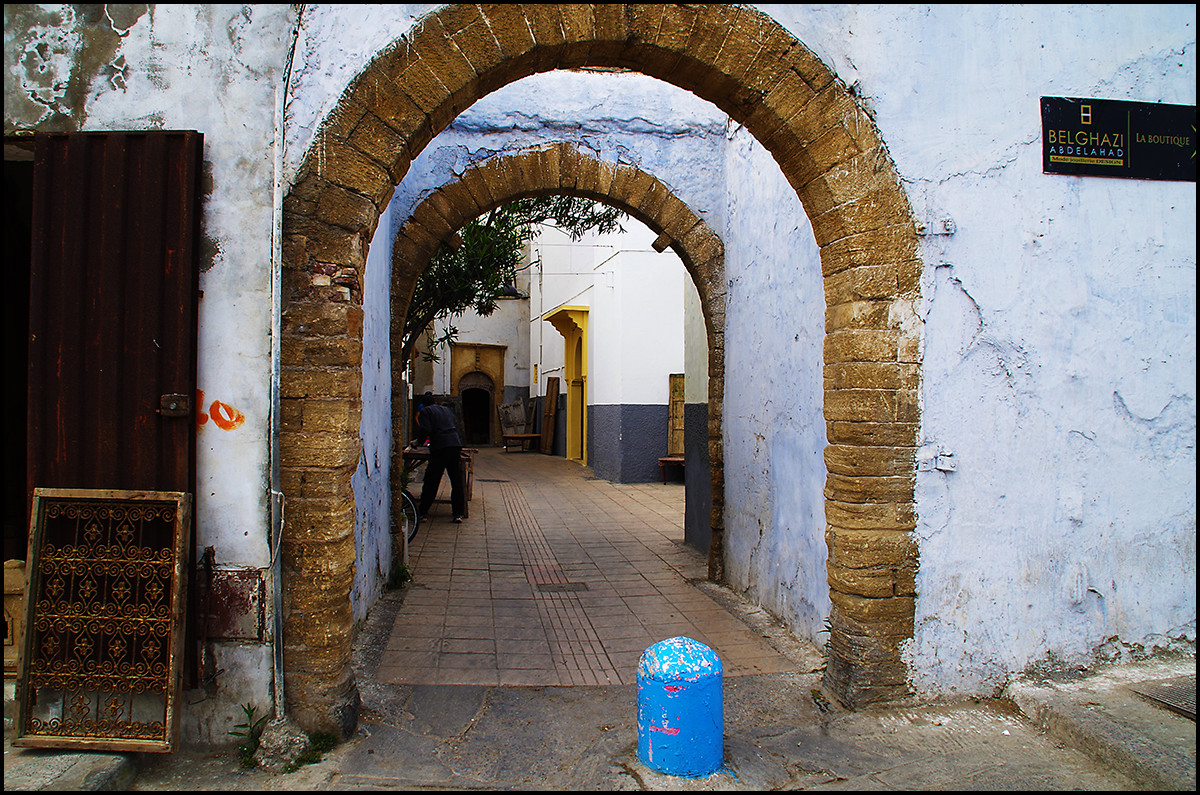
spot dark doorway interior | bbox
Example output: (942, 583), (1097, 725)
(461, 387), (492, 446)
(4, 152), (32, 562)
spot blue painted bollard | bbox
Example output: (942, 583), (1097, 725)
(636, 636), (723, 776)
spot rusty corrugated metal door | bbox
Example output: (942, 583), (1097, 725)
(27, 131), (202, 503)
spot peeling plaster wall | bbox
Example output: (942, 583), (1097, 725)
(765, 3), (1197, 692)
(4, 3), (299, 741)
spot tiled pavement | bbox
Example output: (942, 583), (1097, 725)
(378, 447), (800, 688)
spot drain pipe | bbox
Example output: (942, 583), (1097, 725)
(267, 4), (304, 722)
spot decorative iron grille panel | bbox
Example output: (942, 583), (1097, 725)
(16, 489), (191, 752)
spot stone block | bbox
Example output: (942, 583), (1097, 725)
(410, 195), (456, 244)
(436, 178), (484, 227)
(827, 617), (909, 664)
(825, 653), (909, 696)
(825, 300), (901, 332)
(280, 466), (354, 500)
(824, 328), (901, 363)
(819, 223), (920, 278)
(282, 302), (364, 338)
(459, 168), (497, 214)
(280, 368), (362, 402)
(823, 361), (902, 391)
(803, 146), (903, 218)
(826, 561), (897, 598)
(825, 498), (915, 531)
(825, 526), (917, 570)
(284, 497), (356, 545)
(679, 223), (724, 273)
(810, 186), (914, 247)
(449, 15), (505, 82)
(828, 591), (915, 635)
(395, 54), (452, 118)
(279, 427), (362, 468)
(301, 398), (362, 434)
(823, 388), (900, 424)
(748, 71), (818, 146)
(824, 472), (914, 504)
(347, 112), (407, 182)
(479, 4), (536, 60)
(557, 4), (597, 48)
(824, 443), (915, 478)
(316, 181), (379, 234)
(320, 140), (393, 210)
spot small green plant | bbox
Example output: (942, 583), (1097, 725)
(284, 731), (339, 773)
(388, 559), (413, 590)
(228, 702), (270, 769)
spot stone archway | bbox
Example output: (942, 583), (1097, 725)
(388, 144), (729, 598)
(281, 4), (922, 736)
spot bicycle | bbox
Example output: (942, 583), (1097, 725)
(399, 488), (421, 544)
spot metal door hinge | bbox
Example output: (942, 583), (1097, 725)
(159, 393), (191, 417)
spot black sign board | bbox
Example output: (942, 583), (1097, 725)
(1041, 97), (1196, 182)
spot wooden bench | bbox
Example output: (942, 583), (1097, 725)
(502, 433), (542, 452)
(658, 456), (685, 484)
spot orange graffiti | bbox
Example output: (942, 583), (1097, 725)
(196, 389), (245, 431)
(209, 400), (245, 431)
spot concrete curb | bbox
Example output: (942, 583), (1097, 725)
(1003, 658), (1196, 791)
(3, 737), (136, 792)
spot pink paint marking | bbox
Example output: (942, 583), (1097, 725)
(664, 685), (683, 692)
(649, 725), (680, 735)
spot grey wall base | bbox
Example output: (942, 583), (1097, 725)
(684, 402), (712, 553)
(587, 404), (668, 483)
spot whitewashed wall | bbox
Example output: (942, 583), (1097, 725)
(721, 123), (830, 640)
(532, 222), (688, 408)
(765, 3), (1198, 693)
(352, 206), (395, 621)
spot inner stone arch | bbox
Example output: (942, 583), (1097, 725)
(280, 4), (922, 736)
(387, 143), (727, 587)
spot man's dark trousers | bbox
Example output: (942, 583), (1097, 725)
(419, 445), (466, 518)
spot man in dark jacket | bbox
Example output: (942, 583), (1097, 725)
(415, 398), (466, 522)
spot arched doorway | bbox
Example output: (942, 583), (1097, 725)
(458, 371), (495, 446)
(282, 4), (922, 736)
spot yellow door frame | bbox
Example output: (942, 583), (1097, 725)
(544, 306), (588, 463)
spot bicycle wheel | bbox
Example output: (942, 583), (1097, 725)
(400, 490), (420, 543)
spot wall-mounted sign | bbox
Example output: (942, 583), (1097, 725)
(1041, 97), (1195, 182)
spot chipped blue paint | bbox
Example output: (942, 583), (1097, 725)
(636, 637), (724, 777)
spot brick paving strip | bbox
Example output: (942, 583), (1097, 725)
(502, 481), (623, 685)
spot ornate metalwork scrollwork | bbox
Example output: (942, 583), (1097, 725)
(16, 490), (191, 752)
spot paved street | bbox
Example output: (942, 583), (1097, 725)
(113, 448), (1190, 791)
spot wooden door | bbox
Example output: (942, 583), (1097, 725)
(16, 130), (203, 746)
(668, 373), (685, 456)
(540, 376), (559, 454)
(26, 131), (202, 507)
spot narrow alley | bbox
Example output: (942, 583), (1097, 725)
(384, 447), (810, 688)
